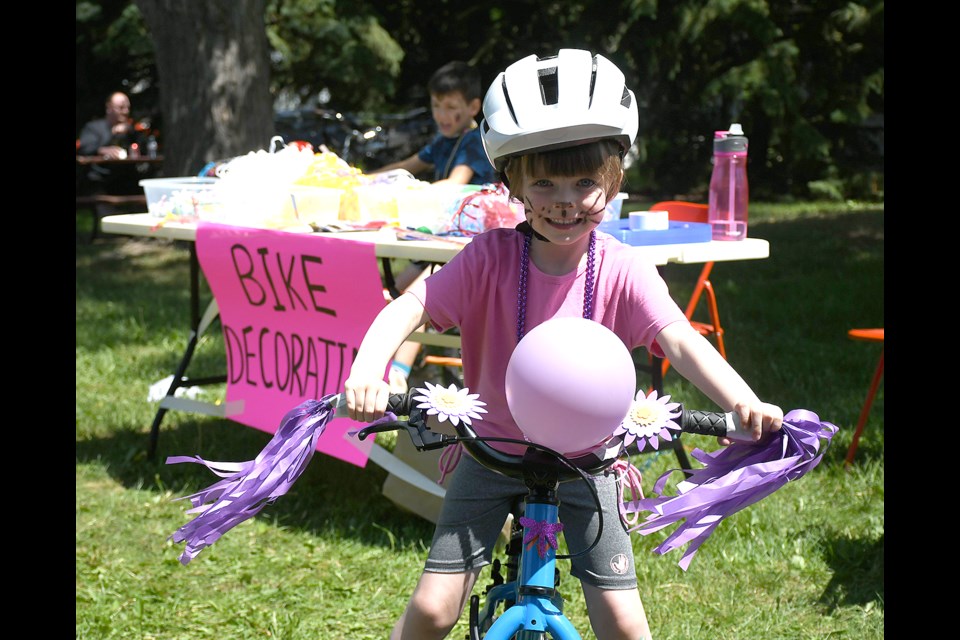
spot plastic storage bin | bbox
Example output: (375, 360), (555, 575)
(140, 177), (222, 218)
(287, 186), (343, 227)
(597, 218), (711, 246)
(343, 184), (400, 223)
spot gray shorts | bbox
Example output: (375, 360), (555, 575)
(424, 453), (638, 590)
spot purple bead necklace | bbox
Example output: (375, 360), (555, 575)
(517, 229), (597, 343)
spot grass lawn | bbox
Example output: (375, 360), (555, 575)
(77, 201), (883, 639)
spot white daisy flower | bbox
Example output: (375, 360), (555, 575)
(412, 382), (487, 426)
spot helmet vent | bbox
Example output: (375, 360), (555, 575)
(537, 67), (559, 105)
(501, 76), (519, 126)
(589, 61), (598, 108)
(620, 87), (632, 109)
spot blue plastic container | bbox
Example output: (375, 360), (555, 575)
(597, 219), (711, 246)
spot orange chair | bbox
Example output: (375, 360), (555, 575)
(844, 328), (884, 467)
(421, 353), (465, 389)
(650, 201), (727, 379)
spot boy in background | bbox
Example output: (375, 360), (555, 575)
(376, 60), (496, 186)
(375, 61), (498, 391)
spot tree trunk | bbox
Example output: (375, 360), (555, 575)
(134, 0), (273, 177)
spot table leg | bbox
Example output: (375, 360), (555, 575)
(381, 257), (402, 300)
(148, 328), (202, 460)
(147, 245), (225, 460)
(189, 241), (200, 327)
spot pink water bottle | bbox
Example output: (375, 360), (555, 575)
(708, 123), (748, 240)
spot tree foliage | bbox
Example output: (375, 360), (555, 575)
(76, 0), (159, 132)
(265, 0), (405, 112)
(75, 0), (883, 200)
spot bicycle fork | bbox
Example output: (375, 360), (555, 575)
(476, 496), (581, 640)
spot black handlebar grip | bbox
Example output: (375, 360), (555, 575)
(387, 391), (415, 416)
(354, 392), (417, 442)
(680, 409), (729, 437)
(680, 408), (755, 442)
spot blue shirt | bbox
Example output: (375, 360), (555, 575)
(418, 127), (497, 185)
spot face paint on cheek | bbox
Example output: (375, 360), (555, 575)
(586, 193), (606, 216)
(583, 202), (606, 225)
(578, 191), (606, 224)
(582, 205), (604, 217)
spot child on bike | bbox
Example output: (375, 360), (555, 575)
(345, 49), (783, 640)
(373, 60), (500, 393)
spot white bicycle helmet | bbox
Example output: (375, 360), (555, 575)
(480, 49), (639, 172)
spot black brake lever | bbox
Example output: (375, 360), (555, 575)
(356, 421), (406, 440)
(354, 403), (457, 452)
(403, 412), (457, 451)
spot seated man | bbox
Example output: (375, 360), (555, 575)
(77, 92), (151, 223)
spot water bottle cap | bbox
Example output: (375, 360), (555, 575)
(714, 138), (747, 153)
(713, 123), (747, 153)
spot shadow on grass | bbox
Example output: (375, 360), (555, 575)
(75, 414), (436, 548)
(76, 230), (233, 383)
(818, 532), (884, 610)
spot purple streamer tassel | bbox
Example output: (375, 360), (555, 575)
(166, 395), (340, 565)
(623, 409), (838, 571)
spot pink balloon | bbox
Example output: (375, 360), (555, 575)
(505, 317), (637, 455)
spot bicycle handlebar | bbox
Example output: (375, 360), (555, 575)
(336, 391), (750, 483)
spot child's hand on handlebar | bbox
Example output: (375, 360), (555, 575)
(718, 401), (783, 446)
(343, 376), (392, 423)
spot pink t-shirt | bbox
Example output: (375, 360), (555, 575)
(409, 228), (687, 454)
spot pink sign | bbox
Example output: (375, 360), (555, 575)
(195, 222), (387, 467)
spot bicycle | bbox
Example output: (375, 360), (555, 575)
(272, 106), (435, 170)
(351, 388), (751, 640)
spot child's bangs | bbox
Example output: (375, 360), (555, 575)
(505, 139), (625, 198)
(531, 141), (613, 176)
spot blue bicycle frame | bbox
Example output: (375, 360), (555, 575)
(477, 498), (581, 639)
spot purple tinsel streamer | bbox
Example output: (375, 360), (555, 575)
(622, 409), (838, 571)
(166, 395), (397, 565)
